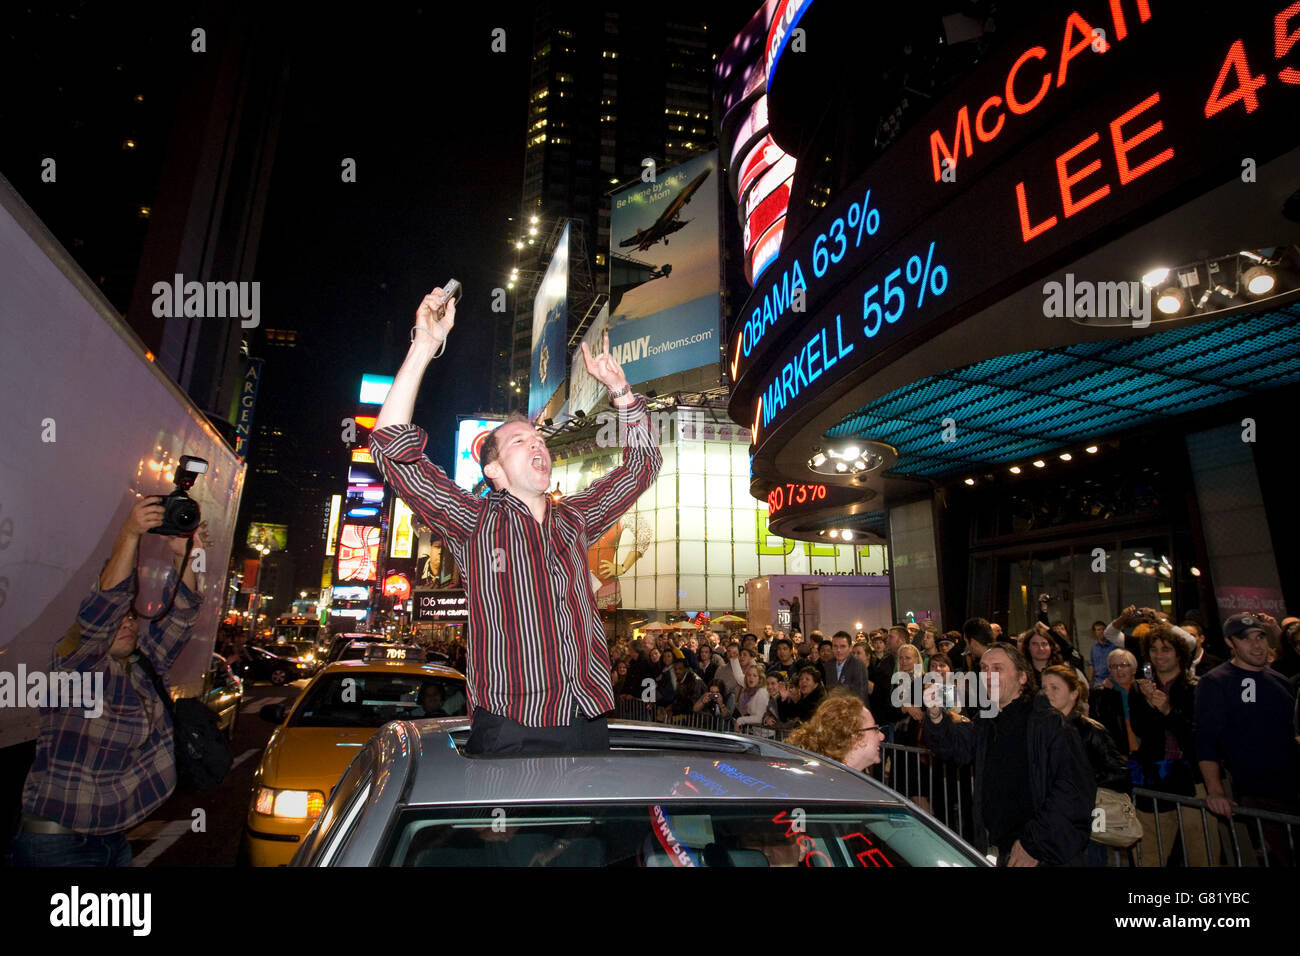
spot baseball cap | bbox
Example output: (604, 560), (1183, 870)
(937, 635), (955, 648)
(1224, 613), (1270, 640)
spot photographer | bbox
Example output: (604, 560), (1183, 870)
(692, 679), (731, 725)
(1102, 606), (1196, 673)
(8, 499), (207, 867)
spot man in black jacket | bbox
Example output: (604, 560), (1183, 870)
(922, 643), (1095, 865)
(822, 630), (870, 704)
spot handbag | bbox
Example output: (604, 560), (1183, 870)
(135, 653), (233, 793)
(1092, 786), (1143, 847)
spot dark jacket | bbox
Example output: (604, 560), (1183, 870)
(780, 685), (825, 724)
(822, 654), (870, 704)
(922, 693), (1096, 864)
(868, 654), (901, 724)
(1126, 674), (1200, 795)
(1069, 713), (1132, 793)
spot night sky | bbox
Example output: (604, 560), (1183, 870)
(255, 5), (534, 468)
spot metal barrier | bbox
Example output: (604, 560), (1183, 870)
(1132, 787), (1300, 867)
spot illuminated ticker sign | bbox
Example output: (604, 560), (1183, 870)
(766, 482), (827, 517)
(730, 0), (1300, 449)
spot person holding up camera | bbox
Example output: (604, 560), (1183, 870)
(8, 498), (208, 867)
(1101, 606), (1196, 676)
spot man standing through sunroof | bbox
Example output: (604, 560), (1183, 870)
(371, 286), (661, 754)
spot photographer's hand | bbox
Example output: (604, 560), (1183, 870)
(100, 497), (164, 589)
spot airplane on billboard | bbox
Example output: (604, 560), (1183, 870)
(618, 166), (712, 252)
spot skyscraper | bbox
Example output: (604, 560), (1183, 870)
(495, 4), (748, 414)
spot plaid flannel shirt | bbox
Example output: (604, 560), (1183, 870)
(22, 569), (201, 835)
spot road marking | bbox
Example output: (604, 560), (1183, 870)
(232, 747), (260, 769)
(131, 819), (190, 867)
(241, 695), (284, 714)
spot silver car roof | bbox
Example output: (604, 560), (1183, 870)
(297, 719), (989, 866)
(391, 718), (909, 806)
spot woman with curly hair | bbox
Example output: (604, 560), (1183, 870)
(786, 695), (885, 771)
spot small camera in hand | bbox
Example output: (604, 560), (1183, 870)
(149, 455), (208, 537)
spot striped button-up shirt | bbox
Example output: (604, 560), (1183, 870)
(23, 570), (200, 835)
(371, 396), (661, 727)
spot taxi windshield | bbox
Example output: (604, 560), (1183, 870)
(291, 674), (467, 727)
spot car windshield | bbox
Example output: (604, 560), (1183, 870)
(379, 804), (976, 867)
(290, 674), (466, 728)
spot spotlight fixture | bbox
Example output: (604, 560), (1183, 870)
(1140, 267), (1170, 287)
(1243, 265), (1276, 296)
(840, 530), (853, 542)
(1009, 465), (1022, 474)
(1190, 566), (1201, 577)
(1156, 286), (1187, 315)
(515, 241), (524, 250)
(807, 440), (895, 477)
(573, 409), (585, 419)
(1059, 453), (1072, 461)
(1129, 558), (1141, 568)
(543, 418), (553, 426)
(1085, 445), (1098, 454)
(530, 216), (539, 225)
(828, 529), (840, 539)
(964, 477), (975, 485)
(1032, 460), (1046, 468)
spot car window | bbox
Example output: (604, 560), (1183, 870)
(290, 674), (467, 727)
(379, 804), (977, 867)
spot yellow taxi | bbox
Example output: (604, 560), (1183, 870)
(241, 643), (466, 866)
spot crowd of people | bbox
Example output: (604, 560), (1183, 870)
(606, 606), (1300, 867)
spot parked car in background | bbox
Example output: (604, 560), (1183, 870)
(325, 632), (386, 663)
(199, 653), (243, 741)
(232, 644), (309, 686)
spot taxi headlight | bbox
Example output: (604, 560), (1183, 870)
(255, 787), (325, 819)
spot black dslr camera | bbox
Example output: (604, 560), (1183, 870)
(148, 455), (208, 537)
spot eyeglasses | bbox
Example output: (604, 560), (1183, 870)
(855, 724), (885, 738)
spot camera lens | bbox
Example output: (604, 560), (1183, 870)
(170, 496), (200, 532)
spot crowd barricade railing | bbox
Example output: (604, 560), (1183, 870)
(1131, 786), (1300, 868)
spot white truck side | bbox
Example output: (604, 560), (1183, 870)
(0, 173), (244, 749)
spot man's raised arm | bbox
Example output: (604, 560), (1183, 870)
(370, 289), (481, 548)
(376, 287), (456, 429)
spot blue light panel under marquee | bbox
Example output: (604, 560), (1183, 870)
(826, 306), (1300, 479)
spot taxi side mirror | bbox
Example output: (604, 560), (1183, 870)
(260, 702), (287, 724)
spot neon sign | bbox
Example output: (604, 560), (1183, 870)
(766, 482), (828, 517)
(731, 1), (1300, 449)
